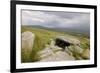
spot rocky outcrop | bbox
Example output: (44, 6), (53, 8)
(21, 31), (35, 62)
(22, 31), (35, 50)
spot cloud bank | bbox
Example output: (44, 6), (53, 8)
(22, 10), (90, 30)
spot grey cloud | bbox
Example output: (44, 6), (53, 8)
(22, 10), (90, 30)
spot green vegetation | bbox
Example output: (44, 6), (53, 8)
(21, 26), (90, 63)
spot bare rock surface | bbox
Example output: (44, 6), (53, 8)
(38, 47), (75, 62)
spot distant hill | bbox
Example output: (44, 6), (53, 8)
(22, 25), (90, 36)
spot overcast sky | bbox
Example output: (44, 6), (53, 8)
(22, 10), (90, 29)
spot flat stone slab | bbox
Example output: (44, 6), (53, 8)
(39, 51), (75, 62)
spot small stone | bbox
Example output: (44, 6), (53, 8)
(74, 45), (83, 54)
(81, 49), (90, 59)
(65, 47), (73, 56)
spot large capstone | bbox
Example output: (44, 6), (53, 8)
(55, 38), (71, 50)
(55, 36), (80, 50)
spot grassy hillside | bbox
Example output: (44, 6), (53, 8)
(21, 26), (90, 63)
